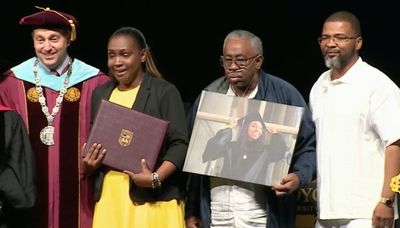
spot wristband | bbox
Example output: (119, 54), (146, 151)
(151, 172), (161, 189)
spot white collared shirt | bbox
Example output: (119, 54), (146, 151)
(39, 56), (71, 75)
(309, 57), (400, 219)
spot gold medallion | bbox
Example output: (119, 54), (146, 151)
(64, 87), (81, 102)
(26, 87), (39, 102)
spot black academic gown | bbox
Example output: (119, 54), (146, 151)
(0, 110), (35, 228)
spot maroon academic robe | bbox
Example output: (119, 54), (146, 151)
(0, 58), (110, 228)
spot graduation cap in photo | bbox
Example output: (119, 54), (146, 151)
(237, 112), (268, 140)
(19, 6), (78, 41)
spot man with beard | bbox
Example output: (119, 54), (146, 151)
(310, 11), (400, 228)
(185, 29), (316, 228)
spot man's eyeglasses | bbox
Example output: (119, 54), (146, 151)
(220, 54), (259, 68)
(317, 34), (360, 44)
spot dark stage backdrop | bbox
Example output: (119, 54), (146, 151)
(1, 1), (399, 227)
(1, 1), (399, 104)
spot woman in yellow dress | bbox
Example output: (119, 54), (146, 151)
(83, 26), (189, 228)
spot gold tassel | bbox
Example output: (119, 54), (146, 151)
(69, 19), (76, 41)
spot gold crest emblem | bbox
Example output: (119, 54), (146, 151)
(119, 129), (133, 147)
(26, 87), (39, 102)
(65, 87), (81, 102)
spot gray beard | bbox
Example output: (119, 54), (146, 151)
(324, 56), (342, 69)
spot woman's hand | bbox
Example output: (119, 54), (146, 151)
(82, 143), (106, 175)
(124, 159), (152, 188)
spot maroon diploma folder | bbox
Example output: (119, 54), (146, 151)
(83, 99), (169, 173)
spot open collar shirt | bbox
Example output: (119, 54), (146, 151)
(309, 57), (400, 219)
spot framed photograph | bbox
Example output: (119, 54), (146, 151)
(183, 91), (304, 186)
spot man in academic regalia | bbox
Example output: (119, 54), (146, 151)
(0, 6), (110, 228)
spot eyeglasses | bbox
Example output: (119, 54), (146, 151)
(220, 54), (259, 68)
(317, 34), (360, 44)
